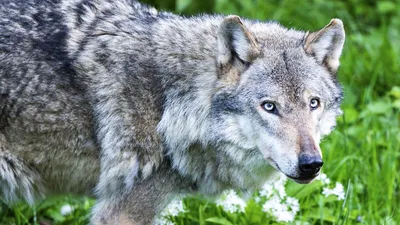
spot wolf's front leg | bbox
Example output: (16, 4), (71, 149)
(91, 194), (156, 225)
(90, 163), (190, 225)
(90, 188), (158, 225)
(89, 70), (164, 205)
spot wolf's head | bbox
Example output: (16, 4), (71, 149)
(212, 16), (344, 184)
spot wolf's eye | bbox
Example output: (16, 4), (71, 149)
(261, 102), (276, 113)
(310, 98), (320, 109)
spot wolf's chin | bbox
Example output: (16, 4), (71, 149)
(286, 174), (319, 184)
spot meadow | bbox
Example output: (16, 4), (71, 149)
(1, 0), (399, 224)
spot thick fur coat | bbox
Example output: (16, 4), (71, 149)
(0, 0), (345, 224)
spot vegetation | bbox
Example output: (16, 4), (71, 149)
(1, 0), (399, 224)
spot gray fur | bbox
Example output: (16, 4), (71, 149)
(0, 0), (345, 224)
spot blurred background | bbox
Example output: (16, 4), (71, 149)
(1, 0), (399, 224)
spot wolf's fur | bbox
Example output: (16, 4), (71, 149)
(0, 0), (345, 224)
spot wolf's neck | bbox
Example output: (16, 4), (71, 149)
(154, 16), (223, 150)
(150, 15), (223, 80)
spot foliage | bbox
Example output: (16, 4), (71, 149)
(0, 196), (94, 225)
(1, 0), (400, 224)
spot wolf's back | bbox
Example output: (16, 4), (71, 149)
(0, 0), (100, 203)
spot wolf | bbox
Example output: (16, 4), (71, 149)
(0, 0), (345, 224)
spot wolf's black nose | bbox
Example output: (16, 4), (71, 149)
(298, 155), (323, 176)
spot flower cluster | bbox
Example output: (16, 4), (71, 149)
(153, 173), (345, 225)
(60, 204), (74, 216)
(318, 173), (331, 185)
(153, 217), (175, 225)
(322, 182), (346, 200)
(258, 174), (300, 222)
(154, 198), (186, 225)
(318, 173), (346, 200)
(215, 189), (247, 213)
(262, 195), (300, 222)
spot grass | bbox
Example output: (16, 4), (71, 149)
(0, 196), (94, 225)
(1, 0), (400, 224)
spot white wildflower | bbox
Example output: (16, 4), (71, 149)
(153, 199), (186, 225)
(274, 183), (287, 198)
(259, 173), (299, 222)
(275, 210), (296, 222)
(60, 204), (74, 216)
(260, 173), (287, 198)
(322, 187), (332, 196)
(285, 197), (300, 213)
(273, 174), (288, 188)
(322, 182), (345, 200)
(262, 195), (297, 222)
(162, 199), (186, 217)
(259, 183), (274, 197)
(332, 182), (345, 200)
(153, 217), (175, 225)
(216, 190), (247, 213)
(262, 195), (285, 212)
(317, 173), (331, 185)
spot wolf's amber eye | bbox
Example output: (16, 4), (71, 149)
(310, 98), (320, 109)
(262, 102), (276, 113)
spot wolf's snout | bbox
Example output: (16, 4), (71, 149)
(298, 155), (323, 176)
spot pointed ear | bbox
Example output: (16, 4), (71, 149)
(217, 16), (260, 79)
(304, 19), (345, 74)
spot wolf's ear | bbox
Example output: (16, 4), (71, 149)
(304, 19), (345, 74)
(217, 16), (260, 79)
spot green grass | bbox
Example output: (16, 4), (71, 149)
(1, 0), (400, 224)
(0, 196), (94, 225)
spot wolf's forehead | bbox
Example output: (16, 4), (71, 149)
(245, 49), (336, 100)
(249, 49), (313, 84)
(250, 22), (305, 50)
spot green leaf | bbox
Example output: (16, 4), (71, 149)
(205, 217), (234, 225)
(364, 101), (392, 115)
(393, 100), (400, 109)
(389, 86), (400, 99)
(377, 1), (397, 14)
(286, 180), (322, 200)
(343, 107), (359, 123)
(176, 0), (192, 12)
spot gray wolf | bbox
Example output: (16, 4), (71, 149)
(0, 0), (345, 224)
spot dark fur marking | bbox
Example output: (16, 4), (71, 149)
(0, 93), (10, 131)
(211, 92), (244, 115)
(71, 11), (108, 61)
(282, 50), (290, 73)
(75, 0), (97, 27)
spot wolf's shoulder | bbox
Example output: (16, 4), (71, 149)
(60, 0), (176, 28)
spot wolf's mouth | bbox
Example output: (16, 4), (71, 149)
(265, 157), (280, 171)
(265, 157), (319, 184)
(286, 174), (319, 184)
